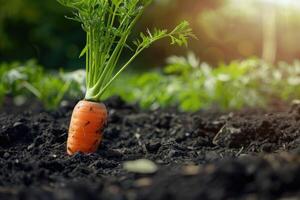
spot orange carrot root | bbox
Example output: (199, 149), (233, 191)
(67, 100), (108, 155)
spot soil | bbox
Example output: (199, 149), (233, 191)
(1, 96), (300, 200)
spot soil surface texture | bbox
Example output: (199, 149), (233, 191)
(1, 97), (300, 200)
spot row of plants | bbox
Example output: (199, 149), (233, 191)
(123, 53), (300, 110)
(0, 54), (299, 111)
(0, 60), (85, 108)
(108, 53), (300, 110)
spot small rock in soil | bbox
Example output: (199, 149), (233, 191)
(3, 152), (10, 158)
(123, 159), (158, 174)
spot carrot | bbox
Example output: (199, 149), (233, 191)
(59, 0), (192, 155)
(67, 100), (107, 155)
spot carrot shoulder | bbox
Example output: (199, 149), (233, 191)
(67, 100), (108, 155)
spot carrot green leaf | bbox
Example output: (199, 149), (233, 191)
(58, 0), (193, 101)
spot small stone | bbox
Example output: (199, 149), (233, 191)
(123, 159), (158, 174)
(155, 159), (164, 164)
(185, 132), (191, 137)
(3, 152), (10, 158)
(51, 154), (58, 158)
(239, 154), (250, 157)
(135, 133), (141, 140)
(13, 122), (23, 128)
(27, 143), (35, 150)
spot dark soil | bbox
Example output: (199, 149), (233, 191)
(1, 97), (300, 200)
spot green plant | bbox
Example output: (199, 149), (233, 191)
(105, 55), (300, 111)
(0, 60), (84, 109)
(26, 70), (86, 109)
(0, 84), (6, 105)
(1, 56), (299, 111)
(162, 55), (266, 110)
(1, 60), (43, 96)
(57, 0), (193, 102)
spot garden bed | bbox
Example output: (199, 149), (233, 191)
(1, 97), (300, 200)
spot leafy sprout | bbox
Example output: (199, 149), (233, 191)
(57, 0), (193, 102)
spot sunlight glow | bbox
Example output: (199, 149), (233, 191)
(231, 0), (300, 8)
(256, 0), (300, 7)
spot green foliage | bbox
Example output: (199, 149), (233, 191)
(105, 54), (300, 111)
(1, 56), (299, 111)
(0, 60), (84, 109)
(58, 0), (193, 101)
(0, 0), (83, 67)
(0, 84), (6, 105)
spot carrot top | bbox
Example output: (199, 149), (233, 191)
(58, 0), (193, 102)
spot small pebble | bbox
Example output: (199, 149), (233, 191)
(27, 143), (35, 150)
(185, 132), (191, 137)
(3, 152), (10, 158)
(124, 159), (158, 174)
(13, 122), (23, 128)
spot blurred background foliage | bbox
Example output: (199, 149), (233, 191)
(1, 0), (300, 110)
(0, 0), (84, 69)
(2, 0), (300, 68)
(1, 57), (299, 111)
